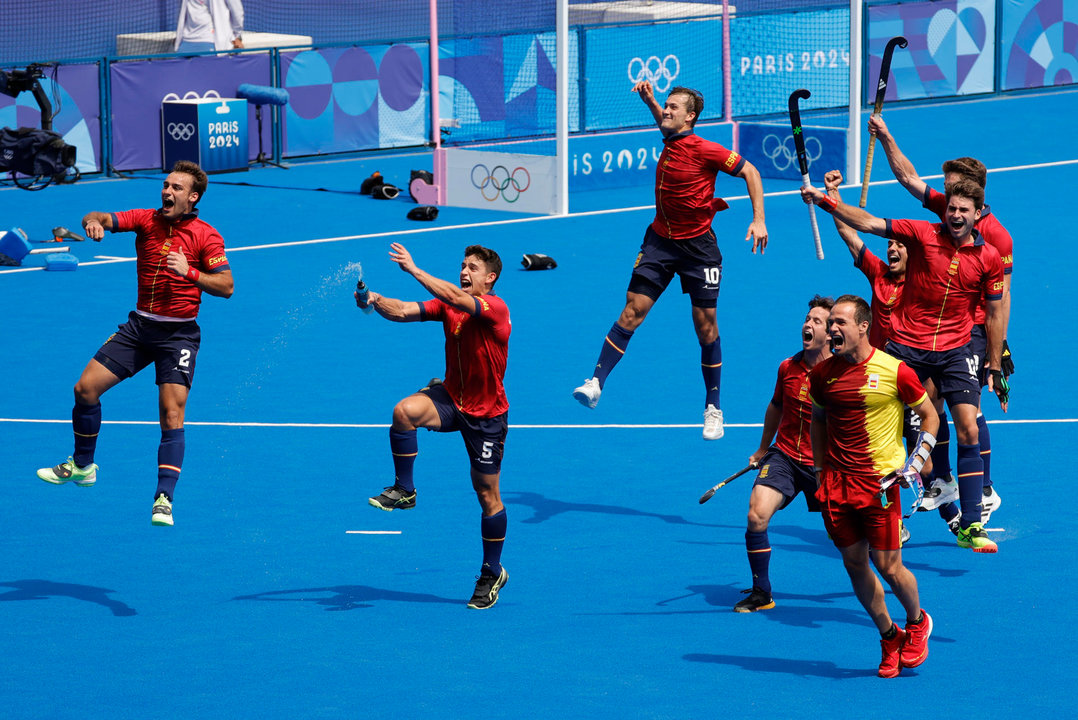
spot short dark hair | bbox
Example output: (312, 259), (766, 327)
(171, 160), (208, 203)
(808, 294), (834, 312)
(465, 245), (502, 286)
(946, 177), (985, 210)
(834, 294), (872, 328)
(942, 157), (987, 190)
(668, 86), (703, 127)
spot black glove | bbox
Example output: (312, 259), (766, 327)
(988, 369), (1010, 405)
(1000, 339), (1015, 377)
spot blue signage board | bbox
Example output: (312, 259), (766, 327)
(162, 98), (249, 172)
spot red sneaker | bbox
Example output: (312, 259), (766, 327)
(900, 610), (933, 668)
(878, 626), (906, 678)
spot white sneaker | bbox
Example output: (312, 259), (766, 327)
(981, 485), (1002, 523)
(900, 521), (911, 546)
(573, 378), (601, 409)
(702, 404), (724, 440)
(918, 475), (958, 511)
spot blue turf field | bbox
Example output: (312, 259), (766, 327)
(2, 88), (1077, 718)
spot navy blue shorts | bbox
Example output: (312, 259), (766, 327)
(970, 324), (988, 389)
(885, 340), (979, 407)
(94, 311), (201, 387)
(753, 448), (822, 512)
(627, 226), (723, 308)
(421, 382), (508, 475)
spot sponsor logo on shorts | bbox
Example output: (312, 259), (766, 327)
(759, 464), (770, 479)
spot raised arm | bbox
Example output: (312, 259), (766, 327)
(389, 242), (478, 314)
(867, 115), (928, 200)
(737, 160), (768, 253)
(633, 80), (664, 126)
(824, 170), (866, 261)
(801, 182), (888, 237)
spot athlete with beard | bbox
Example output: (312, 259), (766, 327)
(801, 177), (1005, 553)
(809, 295), (937, 678)
(361, 243), (512, 610)
(867, 115), (1014, 529)
(37, 161), (234, 527)
(733, 295), (832, 613)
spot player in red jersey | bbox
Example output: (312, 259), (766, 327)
(733, 295), (832, 613)
(573, 81), (767, 441)
(362, 243), (511, 609)
(809, 295), (937, 678)
(868, 115), (1013, 526)
(36, 161), (233, 527)
(802, 178), (1005, 553)
(822, 170), (906, 349)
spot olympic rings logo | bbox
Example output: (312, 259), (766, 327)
(162, 90), (222, 103)
(167, 123), (196, 141)
(471, 164), (531, 203)
(761, 132), (823, 172)
(627, 55), (680, 93)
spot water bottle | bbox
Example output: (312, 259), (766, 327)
(355, 279), (373, 314)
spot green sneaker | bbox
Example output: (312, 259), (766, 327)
(151, 494), (174, 526)
(956, 521), (997, 553)
(37, 457), (98, 487)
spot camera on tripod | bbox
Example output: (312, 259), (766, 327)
(0, 63), (78, 189)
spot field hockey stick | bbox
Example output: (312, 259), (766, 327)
(788, 89), (824, 260)
(699, 462), (759, 504)
(860, 36), (908, 207)
(878, 468), (925, 518)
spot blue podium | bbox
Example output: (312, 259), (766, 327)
(162, 98), (248, 173)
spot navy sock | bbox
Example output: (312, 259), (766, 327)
(956, 442), (984, 527)
(72, 401), (101, 468)
(390, 429), (418, 493)
(938, 501), (960, 522)
(481, 509), (507, 576)
(156, 428), (184, 501)
(592, 323), (634, 388)
(701, 338), (722, 408)
(746, 530), (772, 595)
(977, 414), (992, 488)
(931, 411), (951, 480)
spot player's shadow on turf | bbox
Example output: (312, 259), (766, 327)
(505, 491), (731, 528)
(0, 579), (137, 617)
(233, 585), (460, 611)
(645, 583), (873, 629)
(683, 652), (874, 679)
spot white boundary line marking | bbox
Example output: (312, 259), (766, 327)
(2, 417), (1075, 428)
(345, 530), (402, 535)
(5, 158), (1077, 275)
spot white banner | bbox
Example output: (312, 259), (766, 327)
(444, 149), (559, 215)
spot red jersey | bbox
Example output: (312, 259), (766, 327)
(924, 187), (1013, 325)
(649, 132), (745, 240)
(809, 348), (928, 506)
(420, 294), (511, 418)
(112, 208), (230, 320)
(854, 245), (903, 349)
(885, 219), (1004, 352)
(771, 352), (815, 465)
